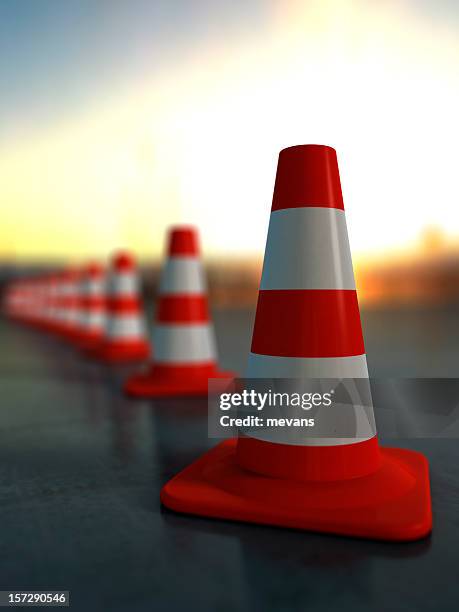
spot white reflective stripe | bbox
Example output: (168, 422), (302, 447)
(159, 257), (206, 295)
(245, 378), (376, 446)
(260, 208), (355, 290)
(82, 278), (105, 295)
(81, 311), (105, 329)
(153, 323), (216, 363)
(106, 315), (145, 339)
(108, 273), (139, 295)
(246, 431), (375, 447)
(88, 312), (105, 327)
(247, 353), (369, 378)
(246, 353), (376, 445)
(64, 309), (80, 324)
(245, 360), (376, 446)
(58, 283), (73, 296)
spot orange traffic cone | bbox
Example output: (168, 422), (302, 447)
(75, 262), (107, 350)
(57, 268), (82, 342)
(48, 272), (65, 335)
(89, 252), (150, 363)
(124, 226), (234, 397)
(22, 278), (45, 328)
(14, 280), (32, 324)
(5, 280), (29, 323)
(34, 276), (52, 331)
(160, 145), (432, 541)
(24, 278), (41, 328)
(44, 273), (62, 334)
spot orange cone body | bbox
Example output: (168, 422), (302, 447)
(160, 145), (432, 541)
(89, 252), (150, 363)
(125, 226), (234, 397)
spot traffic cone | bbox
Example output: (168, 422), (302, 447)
(24, 279), (39, 327)
(47, 270), (64, 337)
(42, 273), (60, 334)
(89, 251), (150, 363)
(24, 278), (43, 328)
(12, 281), (30, 323)
(75, 262), (107, 350)
(124, 226), (234, 397)
(33, 276), (50, 331)
(56, 268), (81, 342)
(160, 145), (432, 541)
(4, 280), (26, 322)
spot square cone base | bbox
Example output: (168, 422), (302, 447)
(124, 369), (235, 398)
(89, 341), (150, 364)
(160, 439), (432, 542)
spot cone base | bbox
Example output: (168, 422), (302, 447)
(89, 341), (150, 364)
(124, 368), (235, 398)
(80, 337), (105, 353)
(76, 333), (104, 352)
(63, 330), (87, 345)
(161, 439), (432, 542)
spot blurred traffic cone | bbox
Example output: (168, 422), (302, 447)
(33, 276), (50, 331)
(89, 252), (150, 363)
(38, 275), (52, 332)
(14, 280), (31, 323)
(5, 280), (28, 323)
(160, 145), (432, 541)
(25, 278), (40, 328)
(57, 268), (82, 342)
(2, 284), (15, 318)
(25, 278), (43, 328)
(43, 273), (60, 334)
(125, 226), (234, 397)
(48, 270), (66, 337)
(76, 262), (107, 350)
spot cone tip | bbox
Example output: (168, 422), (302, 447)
(86, 261), (104, 276)
(273, 144), (344, 212)
(112, 251), (136, 270)
(168, 225), (200, 256)
(279, 144), (337, 155)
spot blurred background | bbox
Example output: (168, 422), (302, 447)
(1, 0), (459, 375)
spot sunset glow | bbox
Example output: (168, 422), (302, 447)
(1, 0), (459, 262)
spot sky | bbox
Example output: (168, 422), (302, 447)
(1, 0), (459, 262)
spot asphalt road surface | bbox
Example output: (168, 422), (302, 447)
(1, 307), (458, 611)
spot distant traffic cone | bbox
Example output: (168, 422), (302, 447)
(75, 262), (107, 350)
(12, 281), (30, 323)
(89, 251), (150, 363)
(124, 226), (234, 397)
(42, 274), (60, 334)
(24, 278), (42, 327)
(24, 278), (39, 327)
(4, 280), (25, 322)
(160, 145), (432, 541)
(33, 276), (50, 331)
(48, 270), (67, 337)
(57, 268), (82, 342)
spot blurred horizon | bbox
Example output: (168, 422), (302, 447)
(3, 223), (459, 308)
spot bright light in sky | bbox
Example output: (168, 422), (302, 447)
(1, 0), (459, 261)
